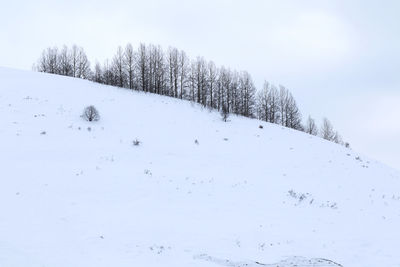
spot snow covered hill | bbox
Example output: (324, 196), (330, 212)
(0, 67), (399, 267)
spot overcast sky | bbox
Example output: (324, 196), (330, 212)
(1, 0), (399, 170)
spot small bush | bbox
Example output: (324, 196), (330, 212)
(82, 105), (100, 122)
(133, 139), (141, 146)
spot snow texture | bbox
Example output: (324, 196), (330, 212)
(0, 67), (399, 267)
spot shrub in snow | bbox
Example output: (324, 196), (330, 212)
(288, 189), (309, 203)
(82, 105), (100, 122)
(133, 139), (141, 146)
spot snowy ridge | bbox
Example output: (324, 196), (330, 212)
(0, 67), (399, 267)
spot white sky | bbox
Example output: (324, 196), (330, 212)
(1, 0), (399, 170)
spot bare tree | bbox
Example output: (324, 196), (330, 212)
(256, 81), (270, 122)
(305, 116), (318, 135)
(278, 85), (289, 126)
(36, 47), (59, 74)
(124, 43), (135, 89)
(193, 57), (208, 106)
(136, 43), (149, 92)
(58, 45), (72, 76)
(218, 67), (232, 112)
(148, 44), (156, 93)
(221, 103), (229, 122)
(188, 60), (197, 102)
(268, 85), (280, 123)
(167, 47), (179, 97)
(238, 71), (256, 117)
(230, 71), (240, 115)
(82, 105), (100, 122)
(333, 131), (343, 144)
(150, 45), (166, 95)
(207, 61), (217, 108)
(102, 59), (115, 85)
(71, 45), (79, 77)
(178, 50), (189, 99)
(77, 47), (91, 79)
(256, 82), (281, 124)
(93, 62), (103, 83)
(321, 118), (335, 141)
(319, 118), (346, 145)
(112, 46), (126, 87)
(285, 93), (302, 130)
(35, 50), (48, 73)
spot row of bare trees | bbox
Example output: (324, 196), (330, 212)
(95, 44), (257, 118)
(34, 43), (347, 145)
(34, 45), (91, 79)
(256, 82), (302, 130)
(305, 116), (347, 145)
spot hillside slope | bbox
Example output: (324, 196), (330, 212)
(0, 67), (399, 267)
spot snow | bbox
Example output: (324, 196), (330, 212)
(0, 67), (399, 267)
